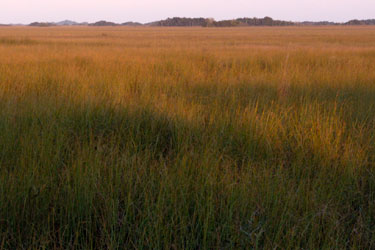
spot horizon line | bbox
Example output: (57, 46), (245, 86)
(1, 16), (375, 26)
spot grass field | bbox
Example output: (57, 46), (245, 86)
(1, 26), (375, 249)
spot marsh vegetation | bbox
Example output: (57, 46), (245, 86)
(0, 26), (375, 248)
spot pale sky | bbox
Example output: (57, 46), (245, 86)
(1, 0), (374, 24)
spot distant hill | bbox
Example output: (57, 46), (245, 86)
(121, 22), (143, 26)
(54, 20), (88, 26)
(56, 20), (77, 26)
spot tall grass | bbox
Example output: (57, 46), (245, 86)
(0, 26), (375, 248)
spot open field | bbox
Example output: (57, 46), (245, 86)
(1, 26), (375, 248)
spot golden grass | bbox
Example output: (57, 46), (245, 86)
(1, 26), (375, 249)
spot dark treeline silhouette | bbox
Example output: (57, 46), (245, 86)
(89, 21), (118, 26)
(29, 22), (56, 27)
(146, 17), (208, 26)
(345, 19), (375, 25)
(236, 17), (294, 26)
(147, 17), (294, 27)
(25, 17), (375, 27)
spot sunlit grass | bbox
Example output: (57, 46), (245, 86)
(0, 26), (375, 249)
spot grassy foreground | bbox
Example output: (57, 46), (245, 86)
(0, 26), (375, 249)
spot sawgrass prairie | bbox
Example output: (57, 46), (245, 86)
(1, 26), (375, 248)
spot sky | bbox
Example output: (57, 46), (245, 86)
(1, 0), (374, 24)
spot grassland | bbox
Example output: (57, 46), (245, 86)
(0, 26), (375, 249)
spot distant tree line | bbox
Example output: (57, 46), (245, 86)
(27, 17), (375, 27)
(88, 21), (118, 26)
(146, 17), (208, 27)
(29, 22), (56, 27)
(147, 17), (295, 27)
(235, 17), (294, 26)
(345, 19), (375, 25)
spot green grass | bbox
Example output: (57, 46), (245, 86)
(0, 26), (375, 249)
